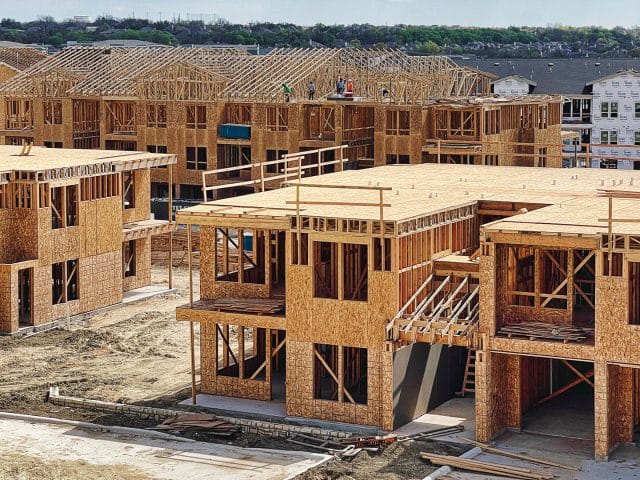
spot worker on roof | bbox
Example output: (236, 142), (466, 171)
(308, 81), (316, 101)
(345, 78), (354, 98)
(282, 83), (292, 102)
(336, 77), (344, 95)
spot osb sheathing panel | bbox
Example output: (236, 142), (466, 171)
(199, 321), (271, 401)
(32, 264), (53, 327)
(0, 65), (18, 84)
(79, 251), (123, 313)
(0, 208), (38, 263)
(478, 242), (496, 337)
(286, 265), (397, 348)
(534, 125), (563, 168)
(122, 237), (151, 292)
(0, 265), (15, 332)
(475, 351), (522, 442)
(286, 340), (392, 428)
(373, 106), (387, 166)
(142, 101), (218, 188)
(607, 364), (635, 449)
(595, 271), (640, 365)
(79, 196), (122, 257)
(122, 169), (151, 224)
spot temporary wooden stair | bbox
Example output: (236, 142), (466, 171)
(456, 348), (476, 397)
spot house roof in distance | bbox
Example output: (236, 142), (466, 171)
(0, 47), (47, 71)
(456, 58), (640, 94)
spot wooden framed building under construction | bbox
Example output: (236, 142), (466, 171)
(0, 145), (176, 334)
(176, 161), (640, 460)
(0, 46), (565, 199)
(0, 47), (47, 84)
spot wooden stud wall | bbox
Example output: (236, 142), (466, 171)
(0, 91), (566, 198)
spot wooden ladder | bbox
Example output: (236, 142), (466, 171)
(456, 349), (476, 397)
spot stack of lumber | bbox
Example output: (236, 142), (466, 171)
(192, 298), (285, 315)
(499, 322), (593, 343)
(151, 230), (201, 267)
(460, 438), (579, 471)
(152, 413), (238, 436)
(420, 453), (555, 479)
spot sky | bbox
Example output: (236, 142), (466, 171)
(2, 0), (639, 27)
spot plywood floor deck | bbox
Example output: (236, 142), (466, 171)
(178, 163), (640, 236)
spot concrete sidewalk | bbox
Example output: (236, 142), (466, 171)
(0, 416), (330, 480)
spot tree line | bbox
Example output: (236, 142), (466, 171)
(1, 17), (639, 57)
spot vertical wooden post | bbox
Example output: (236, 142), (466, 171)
(223, 228), (229, 276)
(168, 162), (173, 289)
(437, 140), (441, 164)
(337, 243), (344, 300)
(534, 248), (540, 308)
(238, 228), (244, 284)
(608, 196), (613, 276)
(585, 143), (591, 168)
(188, 223), (196, 405)
(337, 346), (344, 403)
(296, 184), (301, 264)
(379, 188), (385, 270)
(567, 249), (575, 318)
(223, 324), (230, 368)
(239, 326), (245, 379)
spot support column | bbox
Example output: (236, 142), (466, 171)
(476, 351), (522, 443)
(594, 359), (609, 460)
(595, 361), (635, 461)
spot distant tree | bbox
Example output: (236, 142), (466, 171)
(417, 40), (440, 54)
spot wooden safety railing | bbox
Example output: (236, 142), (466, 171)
(424, 138), (640, 168)
(201, 145), (348, 202)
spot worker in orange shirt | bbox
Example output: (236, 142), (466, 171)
(346, 78), (354, 96)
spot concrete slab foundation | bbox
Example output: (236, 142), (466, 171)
(0, 415), (330, 480)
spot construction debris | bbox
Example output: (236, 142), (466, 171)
(460, 438), (580, 472)
(151, 413), (239, 437)
(288, 433), (365, 457)
(420, 452), (555, 480)
(398, 425), (464, 442)
(338, 434), (398, 448)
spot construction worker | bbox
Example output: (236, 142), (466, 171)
(336, 77), (344, 95)
(308, 80), (316, 100)
(282, 83), (293, 102)
(345, 78), (354, 97)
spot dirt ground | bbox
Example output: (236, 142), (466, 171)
(0, 264), (462, 479)
(297, 440), (468, 480)
(1, 453), (151, 480)
(0, 265), (200, 421)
